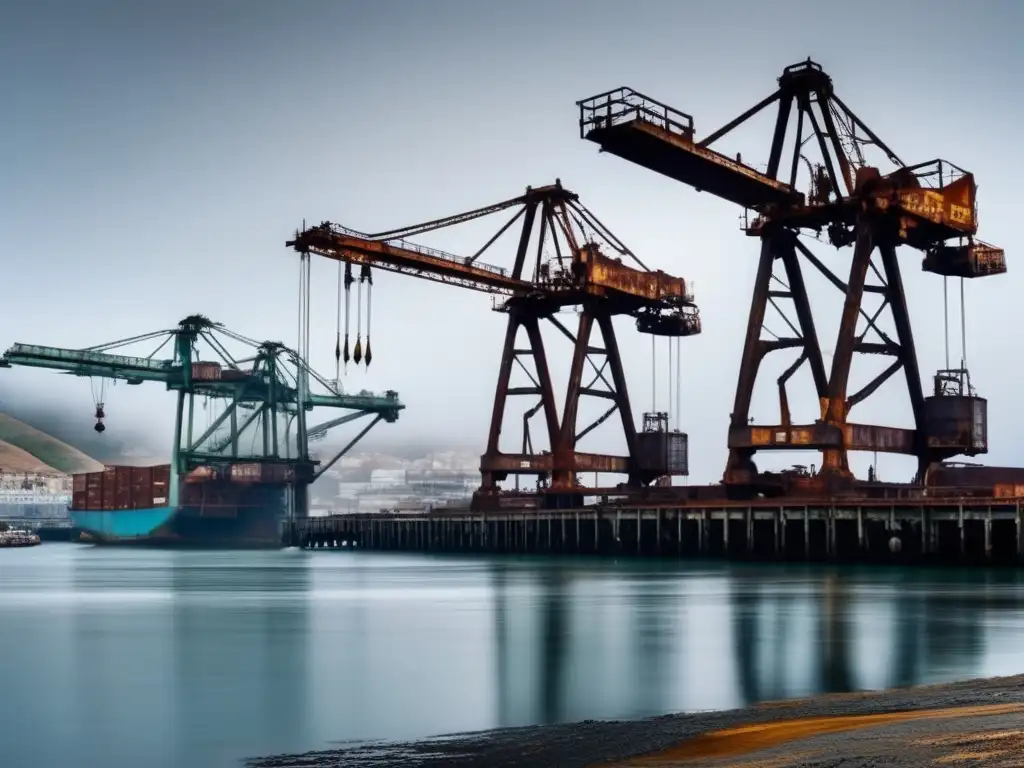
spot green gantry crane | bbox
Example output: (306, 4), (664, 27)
(0, 314), (403, 518)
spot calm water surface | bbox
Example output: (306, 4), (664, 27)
(2, 544), (1024, 767)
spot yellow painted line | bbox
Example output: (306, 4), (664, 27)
(597, 703), (1024, 766)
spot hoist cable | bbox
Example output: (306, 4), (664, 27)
(960, 276), (967, 370)
(943, 277), (950, 369)
(651, 335), (656, 413)
(667, 337), (673, 428)
(675, 336), (682, 432)
(335, 262), (342, 382)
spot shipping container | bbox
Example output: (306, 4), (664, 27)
(230, 463), (263, 482)
(70, 463), (172, 511)
(224, 462), (297, 484)
(260, 462), (296, 483)
(114, 466), (132, 509)
(153, 464), (170, 506)
(131, 466), (154, 509)
(926, 464), (1024, 489)
(635, 430), (689, 476)
(84, 472), (103, 510)
(922, 242), (1006, 279)
(191, 362), (223, 381)
(101, 467), (117, 509)
(923, 395), (988, 455)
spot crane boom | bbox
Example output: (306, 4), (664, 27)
(291, 224), (528, 295)
(288, 181), (699, 328)
(1, 341), (400, 414)
(2, 343), (173, 383)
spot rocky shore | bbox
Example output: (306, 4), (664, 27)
(248, 674), (1024, 768)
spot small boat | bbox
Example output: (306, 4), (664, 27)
(0, 528), (42, 548)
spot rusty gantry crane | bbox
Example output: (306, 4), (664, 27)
(578, 59), (1006, 495)
(288, 181), (700, 510)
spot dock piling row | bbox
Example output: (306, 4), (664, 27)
(292, 500), (1024, 565)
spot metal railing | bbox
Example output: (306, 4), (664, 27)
(4, 344), (172, 371)
(578, 87), (695, 141)
(902, 159), (970, 190)
(326, 224), (509, 278)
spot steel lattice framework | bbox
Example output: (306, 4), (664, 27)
(289, 181), (700, 509)
(0, 315), (402, 516)
(578, 59), (1006, 494)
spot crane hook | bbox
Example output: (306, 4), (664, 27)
(363, 264), (373, 368)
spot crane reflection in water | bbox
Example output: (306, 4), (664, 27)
(488, 560), (1014, 727)
(9, 551), (1023, 768)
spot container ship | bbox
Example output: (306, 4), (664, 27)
(70, 464), (293, 548)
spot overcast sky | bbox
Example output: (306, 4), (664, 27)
(1, 0), (1022, 484)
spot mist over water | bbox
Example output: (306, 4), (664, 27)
(1, 546), (1023, 768)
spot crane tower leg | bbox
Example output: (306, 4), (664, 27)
(481, 310), (561, 492)
(477, 304), (647, 509)
(554, 311), (595, 490)
(820, 220), (876, 476)
(725, 230), (829, 488)
(877, 242), (928, 479)
(595, 311), (640, 483)
(727, 216), (933, 491)
(725, 237), (779, 486)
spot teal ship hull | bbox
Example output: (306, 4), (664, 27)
(72, 506), (177, 539)
(71, 469), (292, 548)
(71, 501), (289, 548)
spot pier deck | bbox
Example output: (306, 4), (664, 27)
(292, 498), (1024, 566)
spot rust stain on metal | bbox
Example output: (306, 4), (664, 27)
(993, 483), (1024, 499)
(844, 424), (915, 454)
(923, 241), (1006, 278)
(579, 61), (1007, 492)
(289, 181), (703, 510)
(633, 120), (797, 196)
(730, 424), (841, 450)
(583, 247), (688, 302)
(890, 172), (977, 236)
(481, 452), (630, 475)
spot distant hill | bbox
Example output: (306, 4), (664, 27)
(0, 389), (168, 466)
(0, 414), (104, 475)
(0, 439), (59, 474)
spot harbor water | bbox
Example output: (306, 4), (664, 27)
(2, 545), (1024, 768)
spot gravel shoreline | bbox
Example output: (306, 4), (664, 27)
(247, 674), (1024, 768)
